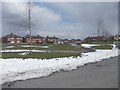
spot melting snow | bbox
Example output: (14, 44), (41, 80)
(0, 49), (119, 85)
(21, 45), (49, 48)
(81, 44), (101, 48)
(0, 50), (49, 53)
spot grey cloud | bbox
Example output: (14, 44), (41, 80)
(2, 2), (118, 39)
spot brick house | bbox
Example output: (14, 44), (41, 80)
(114, 34), (120, 41)
(46, 36), (61, 43)
(62, 39), (81, 44)
(74, 39), (81, 45)
(84, 36), (101, 42)
(2, 33), (22, 44)
(62, 39), (70, 43)
(84, 36), (114, 43)
(24, 34), (44, 44)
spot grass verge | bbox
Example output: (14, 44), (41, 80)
(91, 44), (113, 50)
(2, 43), (81, 51)
(2, 52), (81, 59)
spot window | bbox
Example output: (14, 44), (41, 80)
(11, 41), (15, 43)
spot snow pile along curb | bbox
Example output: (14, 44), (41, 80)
(1, 49), (119, 85)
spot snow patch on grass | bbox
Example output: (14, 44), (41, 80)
(18, 52), (30, 56)
(0, 50), (48, 53)
(81, 44), (100, 48)
(21, 45), (49, 48)
(0, 49), (119, 85)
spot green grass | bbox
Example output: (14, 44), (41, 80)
(2, 52), (81, 59)
(2, 43), (81, 51)
(82, 41), (114, 44)
(2, 43), (81, 59)
(91, 44), (113, 50)
(49, 44), (80, 51)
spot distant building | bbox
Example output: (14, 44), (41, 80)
(24, 34), (43, 44)
(114, 34), (120, 41)
(63, 39), (70, 43)
(84, 36), (114, 43)
(2, 33), (22, 44)
(74, 39), (81, 45)
(62, 39), (81, 44)
(1, 33), (82, 44)
(84, 36), (100, 42)
(46, 36), (61, 43)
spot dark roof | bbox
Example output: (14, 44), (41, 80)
(2, 33), (21, 38)
(46, 36), (59, 39)
(24, 35), (43, 38)
(115, 35), (120, 37)
(84, 36), (104, 40)
(76, 39), (81, 41)
(63, 39), (69, 40)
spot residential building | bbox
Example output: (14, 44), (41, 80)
(84, 36), (114, 43)
(74, 39), (81, 45)
(63, 39), (70, 44)
(2, 33), (22, 44)
(114, 34), (120, 41)
(46, 36), (61, 43)
(24, 34), (43, 44)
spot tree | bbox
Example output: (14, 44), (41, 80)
(97, 16), (102, 42)
(97, 16), (112, 42)
(23, 0), (33, 54)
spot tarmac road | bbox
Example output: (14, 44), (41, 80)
(2, 56), (118, 88)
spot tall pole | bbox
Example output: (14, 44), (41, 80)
(28, 1), (32, 54)
(97, 16), (101, 42)
(102, 21), (105, 42)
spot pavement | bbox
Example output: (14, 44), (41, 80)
(2, 56), (118, 88)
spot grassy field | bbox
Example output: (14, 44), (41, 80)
(91, 44), (113, 50)
(2, 52), (81, 59)
(2, 43), (81, 59)
(2, 43), (113, 59)
(2, 43), (81, 51)
(82, 41), (114, 44)
(82, 41), (114, 50)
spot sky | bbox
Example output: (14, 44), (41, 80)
(1, 0), (118, 40)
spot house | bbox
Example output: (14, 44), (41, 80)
(84, 36), (114, 43)
(63, 39), (70, 44)
(114, 34), (120, 41)
(2, 33), (22, 44)
(24, 34), (43, 44)
(84, 36), (100, 42)
(46, 36), (61, 43)
(74, 39), (81, 45)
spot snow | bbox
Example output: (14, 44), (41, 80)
(3, 45), (49, 49)
(81, 44), (117, 50)
(21, 45), (49, 48)
(0, 50), (49, 53)
(18, 52), (29, 56)
(0, 49), (119, 85)
(81, 44), (100, 48)
(5, 46), (14, 48)
(112, 44), (117, 50)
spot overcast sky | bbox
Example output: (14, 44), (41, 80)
(1, 1), (118, 39)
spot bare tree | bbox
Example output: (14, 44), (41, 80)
(23, 0), (33, 54)
(97, 17), (112, 42)
(101, 19), (105, 42)
(6, 1), (38, 54)
(102, 20), (105, 37)
(97, 16), (102, 42)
